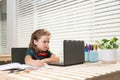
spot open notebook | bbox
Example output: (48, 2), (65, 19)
(0, 63), (33, 70)
(0, 63), (51, 71)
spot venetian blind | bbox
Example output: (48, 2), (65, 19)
(16, 0), (120, 56)
(0, 0), (7, 53)
(92, 0), (120, 40)
(16, 0), (34, 47)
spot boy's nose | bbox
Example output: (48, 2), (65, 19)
(46, 43), (49, 46)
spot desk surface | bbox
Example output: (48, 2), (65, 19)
(0, 54), (11, 61)
(0, 62), (120, 80)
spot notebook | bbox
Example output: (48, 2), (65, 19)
(49, 40), (84, 66)
(0, 63), (31, 70)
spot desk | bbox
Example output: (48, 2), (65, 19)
(0, 54), (11, 61)
(0, 62), (120, 80)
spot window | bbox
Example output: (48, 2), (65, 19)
(16, 0), (33, 47)
(92, 0), (120, 40)
(16, 0), (120, 56)
(0, 0), (7, 54)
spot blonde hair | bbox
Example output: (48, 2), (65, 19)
(29, 29), (51, 53)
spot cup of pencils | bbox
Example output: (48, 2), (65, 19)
(84, 43), (98, 62)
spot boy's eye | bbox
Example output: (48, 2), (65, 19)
(43, 41), (46, 43)
(43, 41), (49, 43)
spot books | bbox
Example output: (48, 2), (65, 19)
(0, 63), (33, 70)
(0, 63), (52, 71)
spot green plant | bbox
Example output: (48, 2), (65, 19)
(96, 37), (119, 49)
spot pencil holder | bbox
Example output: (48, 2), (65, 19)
(89, 51), (98, 62)
(84, 52), (89, 62)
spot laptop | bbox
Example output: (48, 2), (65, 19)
(49, 40), (84, 66)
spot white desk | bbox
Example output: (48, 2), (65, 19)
(0, 62), (120, 80)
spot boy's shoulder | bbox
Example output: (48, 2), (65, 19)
(26, 48), (34, 55)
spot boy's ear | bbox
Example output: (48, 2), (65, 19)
(34, 40), (38, 45)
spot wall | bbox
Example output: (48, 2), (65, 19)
(6, 0), (16, 53)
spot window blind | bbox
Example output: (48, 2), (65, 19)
(16, 0), (34, 47)
(16, 0), (120, 56)
(92, 0), (120, 41)
(0, 0), (7, 54)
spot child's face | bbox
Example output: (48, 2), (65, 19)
(34, 35), (50, 51)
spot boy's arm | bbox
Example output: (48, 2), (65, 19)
(41, 54), (60, 63)
(25, 55), (45, 66)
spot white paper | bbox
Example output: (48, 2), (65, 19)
(0, 63), (32, 70)
(0, 63), (52, 71)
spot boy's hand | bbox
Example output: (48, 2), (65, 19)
(35, 60), (45, 67)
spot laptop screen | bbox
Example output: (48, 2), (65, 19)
(64, 40), (84, 65)
(49, 40), (84, 66)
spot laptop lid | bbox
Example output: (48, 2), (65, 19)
(64, 40), (84, 66)
(49, 40), (84, 66)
